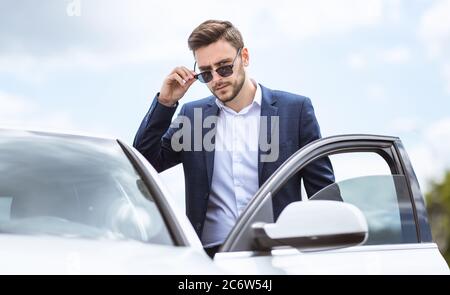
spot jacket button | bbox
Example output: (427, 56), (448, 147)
(196, 222), (202, 229)
(204, 193), (209, 200)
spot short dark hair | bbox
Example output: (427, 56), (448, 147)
(188, 20), (244, 53)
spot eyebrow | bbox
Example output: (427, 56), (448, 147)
(198, 58), (232, 71)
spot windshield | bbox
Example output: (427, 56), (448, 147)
(0, 130), (173, 245)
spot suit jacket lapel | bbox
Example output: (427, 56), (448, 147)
(202, 97), (219, 190)
(258, 85), (278, 186)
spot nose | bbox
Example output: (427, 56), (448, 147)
(210, 69), (223, 84)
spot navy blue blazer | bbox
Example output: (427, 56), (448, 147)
(133, 84), (335, 238)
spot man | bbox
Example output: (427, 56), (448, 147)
(134, 20), (335, 258)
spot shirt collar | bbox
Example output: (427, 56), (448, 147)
(253, 80), (262, 106)
(215, 79), (261, 112)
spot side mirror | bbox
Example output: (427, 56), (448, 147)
(252, 200), (368, 251)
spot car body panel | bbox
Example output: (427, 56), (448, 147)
(214, 244), (448, 275)
(0, 234), (223, 275)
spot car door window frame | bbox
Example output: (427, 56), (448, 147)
(118, 140), (190, 246)
(221, 135), (431, 253)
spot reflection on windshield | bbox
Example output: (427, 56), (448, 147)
(0, 131), (172, 245)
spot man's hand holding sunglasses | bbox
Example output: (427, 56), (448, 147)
(158, 66), (197, 107)
(158, 48), (242, 107)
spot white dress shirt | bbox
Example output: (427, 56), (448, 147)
(201, 80), (262, 248)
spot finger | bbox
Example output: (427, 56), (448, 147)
(181, 71), (197, 88)
(185, 76), (197, 87)
(168, 73), (187, 87)
(173, 67), (192, 83)
(181, 66), (195, 80)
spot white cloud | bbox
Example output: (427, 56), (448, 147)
(443, 62), (450, 95)
(0, 90), (84, 135)
(400, 117), (450, 191)
(348, 53), (368, 70)
(384, 0), (403, 23)
(418, 0), (450, 96)
(0, 92), (34, 115)
(408, 144), (437, 191)
(380, 46), (411, 64)
(0, 93), (74, 135)
(424, 118), (450, 151)
(266, 0), (384, 40)
(367, 84), (387, 102)
(0, 47), (184, 83)
(84, 0), (386, 43)
(390, 117), (420, 134)
(418, 0), (450, 59)
(0, 0), (390, 81)
(347, 46), (411, 71)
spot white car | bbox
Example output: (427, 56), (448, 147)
(0, 129), (448, 274)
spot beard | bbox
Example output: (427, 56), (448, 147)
(211, 70), (246, 103)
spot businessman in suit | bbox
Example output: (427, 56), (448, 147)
(134, 20), (335, 258)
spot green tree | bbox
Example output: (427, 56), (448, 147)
(426, 171), (450, 264)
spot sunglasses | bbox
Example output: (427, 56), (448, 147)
(193, 48), (242, 83)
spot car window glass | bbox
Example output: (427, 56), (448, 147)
(0, 133), (173, 245)
(310, 175), (416, 244)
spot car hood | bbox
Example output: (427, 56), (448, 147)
(0, 234), (224, 275)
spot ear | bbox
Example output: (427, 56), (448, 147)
(241, 47), (249, 67)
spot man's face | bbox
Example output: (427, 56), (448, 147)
(194, 39), (248, 103)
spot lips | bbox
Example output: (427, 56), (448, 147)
(215, 84), (229, 91)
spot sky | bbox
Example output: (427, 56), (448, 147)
(1, 0), (450, 203)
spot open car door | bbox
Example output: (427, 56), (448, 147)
(214, 135), (449, 274)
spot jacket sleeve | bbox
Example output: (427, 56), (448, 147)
(299, 97), (336, 197)
(133, 94), (186, 172)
